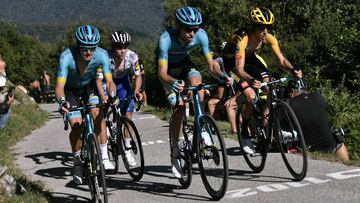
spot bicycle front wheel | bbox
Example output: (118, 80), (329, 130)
(87, 132), (108, 203)
(178, 119), (193, 189)
(273, 101), (308, 181)
(197, 115), (228, 200)
(236, 109), (267, 173)
(118, 116), (144, 181)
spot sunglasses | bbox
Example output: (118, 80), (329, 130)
(255, 24), (272, 31)
(184, 27), (199, 33)
(113, 45), (128, 50)
(80, 46), (96, 52)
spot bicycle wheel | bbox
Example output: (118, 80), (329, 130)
(273, 101), (307, 181)
(177, 119), (193, 189)
(106, 110), (119, 174)
(87, 132), (108, 203)
(118, 116), (144, 181)
(236, 109), (267, 173)
(197, 115), (228, 200)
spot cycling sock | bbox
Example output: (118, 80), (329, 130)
(99, 143), (109, 160)
(185, 108), (190, 118)
(125, 138), (131, 148)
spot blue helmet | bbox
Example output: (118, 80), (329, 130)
(175, 6), (202, 28)
(75, 25), (101, 47)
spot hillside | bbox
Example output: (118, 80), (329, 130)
(0, 0), (165, 42)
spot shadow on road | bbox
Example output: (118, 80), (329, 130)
(25, 151), (72, 166)
(107, 175), (211, 201)
(47, 192), (91, 203)
(227, 146), (243, 156)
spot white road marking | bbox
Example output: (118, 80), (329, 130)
(326, 168), (360, 180)
(132, 116), (156, 120)
(156, 140), (165, 143)
(227, 169), (360, 199)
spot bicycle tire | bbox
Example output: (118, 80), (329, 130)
(178, 119), (193, 189)
(106, 110), (120, 174)
(87, 132), (108, 203)
(236, 109), (267, 173)
(197, 115), (228, 200)
(118, 116), (144, 181)
(273, 101), (308, 181)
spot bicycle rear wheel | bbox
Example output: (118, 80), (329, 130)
(236, 109), (267, 173)
(87, 132), (108, 203)
(118, 116), (144, 181)
(274, 101), (307, 181)
(197, 115), (228, 200)
(106, 110), (119, 174)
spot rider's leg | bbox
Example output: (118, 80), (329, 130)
(69, 117), (84, 153)
(168, 93), (185, 178)
(69, 116), (84, 184)
(241, 87), (257, 154)
(225, 101), (238, 133)
(207, 86), (225, 117)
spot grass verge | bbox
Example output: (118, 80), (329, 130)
(0, 102), (50, 203)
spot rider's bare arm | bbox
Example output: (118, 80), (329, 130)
(158, 60), (176, 86)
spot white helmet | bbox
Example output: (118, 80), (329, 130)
(0, 76), (6, 87)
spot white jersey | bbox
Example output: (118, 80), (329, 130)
(110, 49), (141, 79)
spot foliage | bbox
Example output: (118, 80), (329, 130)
(0, 90), (49, 201)
(317, 81), (360, 160)
(0, 22), (55, 86)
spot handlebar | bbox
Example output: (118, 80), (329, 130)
(260, 77), (289, 88)
(183, 83), (218, 92)
(62, 102), (112, 131)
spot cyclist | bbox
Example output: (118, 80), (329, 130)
(222, 7), (302, 154)
(40, 70), (52, 102)
(55, 25), (117, 184)
(138, 59), (148, 106)
(96, 30), (142, 167)
(157, 6), (232, 178)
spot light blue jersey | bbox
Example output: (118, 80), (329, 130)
(57, 47), (112, 88)
(157, 28), (212, 64)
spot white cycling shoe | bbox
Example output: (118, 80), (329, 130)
(125, 150), (137, 167)
(242, 138), (255, 155)
(201, 131), (213, 146)
(73, 156), (83, 185)
(102, 158), (115, 170)
(171, 158), (184, 179)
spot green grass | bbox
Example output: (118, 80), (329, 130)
(143, 105), (360, 165)
(0, 101), (50, 202)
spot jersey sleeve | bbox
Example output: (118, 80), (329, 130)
(235, 36), (248, 61)
(196, 29), (212, 61)
(158, 31), (170, 66)
(266, 34), (281, 56)
(99, 51), (112, 81)
(57, 49), (70, 85)
(129, 52), (141, 76)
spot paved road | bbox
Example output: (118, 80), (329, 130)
(13, 104), (360, 202)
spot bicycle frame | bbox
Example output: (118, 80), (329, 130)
(180, 84), (217, 149)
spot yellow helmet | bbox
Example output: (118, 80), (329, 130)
(250, 7), (274, 25)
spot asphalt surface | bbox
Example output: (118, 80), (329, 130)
(12, 104), (360, 203)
